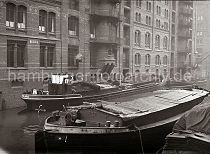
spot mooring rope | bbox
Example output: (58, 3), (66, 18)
(135, 125), (145, 154)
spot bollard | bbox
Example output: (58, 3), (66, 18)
(106, 121), (111, 127)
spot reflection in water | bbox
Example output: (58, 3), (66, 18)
(0, 108), (49, 154)
(23, 125), (40, 136)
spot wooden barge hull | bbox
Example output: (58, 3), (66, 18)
(22, 82), (158, 111)
(22, 94), (83, 111)
(35, 89), (208, 153)
(35, 130), (141, 153)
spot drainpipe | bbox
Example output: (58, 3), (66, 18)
(60, 0), (63, 73)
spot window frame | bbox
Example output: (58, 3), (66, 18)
(68, 45), (79, 68)
(6, 3), (16, 28)
(7, 40), (26, 68)
(145, 32), (151, 48)
(48, 12), (56, 34)
(155, 35), (160, 49)
(68, 16), (79, 37)
(145, 54), (151, 65)
(40, 44), (55, 68)
(39, 10), (47, 33)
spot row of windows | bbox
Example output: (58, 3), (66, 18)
(134, 54), (168, 66)
(135, 14), (168, 31)
(157, 0), (169, 5)
(7, 41), (80, 68)
(6, 2), (79, 37)
(135, 31), (168, 49)
(136, 1), (168, 11)
(6, 40), (168, 69)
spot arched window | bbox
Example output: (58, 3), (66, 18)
(136, 13), (141, 22)
(163, 36), (168, 49)
(163, 55), (168, 65)
(155, 35), (160, 49)
(135, 53), (141, 65)
(155, 55), (160, 65)
(39, 10), (47, 32)
(145, 54), (151, 65)
(145, 32), (151, 48)
(156, 19), (160, 28)
(138, 13), (141, 22)
(135, 30), (141, 46)
(136, 0), (142, 7)
(48, 12), (56, 33)
(136, 12), (138, 21)
(6, 3), (16, 28)
(18, 5), (27, 29)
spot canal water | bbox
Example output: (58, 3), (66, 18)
(0, 79), (210, 154)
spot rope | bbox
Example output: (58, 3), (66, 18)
(135, 125), (145, 154)
(156, 146), (164, 154)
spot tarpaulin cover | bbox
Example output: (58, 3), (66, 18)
(173, 102), (210, 134)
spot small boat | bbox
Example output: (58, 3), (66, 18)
(22, 74), (160, 111)
(162, 102), (210, 153)
(35, 88), (209, 153)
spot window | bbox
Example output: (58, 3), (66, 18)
(163, 55), (168, 65)
(146, 16), (151, 25)
(7, 41), (26, 67)
(6, 3), (27, 29)
(39, 10), (56, 33)
(68, 45), (79, 68)
(145, 54), (151, 65)
(146, 2), (151, 12)
(155, 55), (161, 65)
(90, 21), (96, 39)
(48, 12), (56, 33)
(156, 6), (161, 15)
(172, 12), (175, 23)
(39, 10), (47, 32)
(172, 24), (175, 35)
(171, 36), (175, 51)
(164, 9), (169, 18)
(40, 44), (55, 67)
(18, 5), (26, 29)
(135, 53), (141, 65)
(172, 1), (176, 11)
(155, 35), (160, 49)
(136, 0), (141, 8)
(145, 32), (151, 48)
(165, 0), (168, 5)
(164, 22), (168, 30)
(6, 3), (15, 28)
(156, 19), (160, 28)
(163, 36), (168, 49)
(135, 30), (141, 46)
(136, 13), (141, 22)
(68, 16), (79, 36)
(69, 0), (79, 11)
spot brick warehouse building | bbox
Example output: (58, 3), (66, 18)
(0, 0), (195, 109)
